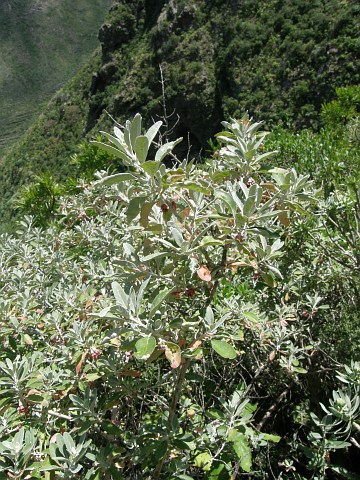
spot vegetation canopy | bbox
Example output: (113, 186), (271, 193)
(0, 110), (359, 479)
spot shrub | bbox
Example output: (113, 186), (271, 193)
(1, 113), (358, 479)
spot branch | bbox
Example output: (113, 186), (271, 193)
(205, 244), (229, 307)
(153, 358), (191, 478)
(47, 410), (73, 421)
(256, 382), (294, 431)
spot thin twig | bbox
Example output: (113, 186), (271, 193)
(104, 110), (123, 129)
(47, 410), (73, 421)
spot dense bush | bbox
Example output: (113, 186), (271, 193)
(265, 86), (360, 365)
(0, 113), (359, 479)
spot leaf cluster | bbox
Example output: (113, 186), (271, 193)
(0, 114), (334, 479)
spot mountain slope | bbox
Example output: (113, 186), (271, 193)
(0, 0), (111, 153)
(0, 0), (359, 227)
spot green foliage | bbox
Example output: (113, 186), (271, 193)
(14, 173), (62, 227)
(321, 85), (360, 128)
(0, 8), (358, 479)
(1, 0), (360, 232)
(291, 362), (360, 480)
(0, 114), (330, 478)
(266, 87), (360, 191)
(46, 433), (93, 477)
(265, 90), (360, 364)
(0, 55), (101, 229)
(0, 428), (37, 478)
(72, 137), (124, 181)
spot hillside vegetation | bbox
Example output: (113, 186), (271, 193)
(0, 0), (111, 154)
(0, 0), (359, 228)
(0, 104), (359, 478)
(0, 1), (359, 477)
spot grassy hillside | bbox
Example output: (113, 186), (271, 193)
(0, 0), (359, 228)
(0, 0), (111, 153)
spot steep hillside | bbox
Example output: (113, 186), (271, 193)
(0, 0), (111, 153)
(0, 0), (359, 227)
